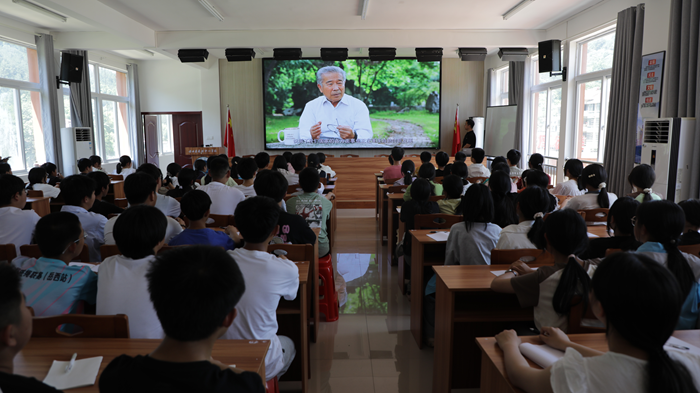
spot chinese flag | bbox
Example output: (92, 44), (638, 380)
(224, 106), (236, 157)
(451, 105), (461, 156)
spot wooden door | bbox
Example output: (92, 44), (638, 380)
(172, 113), (203, 167)
(144, 115), (159, 167)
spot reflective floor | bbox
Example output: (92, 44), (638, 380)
(303, 211), (478, 393)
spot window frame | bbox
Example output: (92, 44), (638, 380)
(494, 65), (509, 106)
(89, 64), (130, 163)
(530, 52), (565, 162)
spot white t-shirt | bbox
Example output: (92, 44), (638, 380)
(197, 181), (245, 216)
(32, 183), (61, 199)
(104, 210), (182, 245)
(285, 172), (300, 186)
(96, 254), (163, 339)
(566, 192), (618, 225)
(114, 167), (136, 178)
(496, 220), (537, 249)
(468, 163), (491, 178)
(0, 207), (40, 256)
(155, 193), (181, 218)
(60, 205), (107, 261)
(320, 164), (336, 178)
(224, 248), (299, 380)
(509, 166), (524, 178)
(552, 179), (585, 197)
(550, 347), (700, 393)
(298, 94), (373, 141)
(233, 184), (257, 198)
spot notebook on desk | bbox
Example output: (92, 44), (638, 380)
(43, 356), (103, 390)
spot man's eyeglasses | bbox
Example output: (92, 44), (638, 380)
(631, 216), (637, 227)
(62, 234), (87, 255)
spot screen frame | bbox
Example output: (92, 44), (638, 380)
(484, 104), (519, 158)
(261, 57), (443, 151)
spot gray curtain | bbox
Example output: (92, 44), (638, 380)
(602, 4), (644, 196)
(664, 0), (700, 198)
(509, 60), (528, 167)
(65, 49), (93, 129)
(127, 63), (144, 167)
(34, 34), (61, 166)
(486, 68), (493, 108)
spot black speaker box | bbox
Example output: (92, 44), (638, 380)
(60, 52), (83, 83)
(538, 40), (561, 73)
(274, 48), (302, 60)
(415, 48), (443, 62)
(320, 48), (348, 61)
(368, 48), (396, 61)
(178, 49), (209, 63)
(225, 48), (255, 62)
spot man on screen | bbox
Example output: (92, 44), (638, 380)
(298, 66), (373, 141)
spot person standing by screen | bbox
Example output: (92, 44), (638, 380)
(462, 118), (476, 156)
(298, 66), (373, 141)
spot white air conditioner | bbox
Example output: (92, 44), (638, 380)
(640, 118), (696, 203)
(60, 127), (95, 176)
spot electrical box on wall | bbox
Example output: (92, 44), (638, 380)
(60, 127), (95, 176)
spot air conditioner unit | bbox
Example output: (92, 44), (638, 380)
(640, 118), (696, 203)
(60, 127), (95, 176)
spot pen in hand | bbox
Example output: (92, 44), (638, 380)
(65, 352), (77, 373)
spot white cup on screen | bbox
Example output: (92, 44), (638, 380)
(278, 128), (299, 145)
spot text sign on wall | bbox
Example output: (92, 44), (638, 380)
(635, 51), (665, 163)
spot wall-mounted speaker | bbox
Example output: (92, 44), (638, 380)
(59, 52), (83, 83)
(368, 48), (396, 61)
(458, 48), (487, 61)
(178, 49), (209, 63)
(274, 48), (302, 60)
(415, 48), (443, 62)
(225, 48), (255, 62)
(497, 48), (529, 62)
(537, 40), (561, 73)
(321, 48), (348, 61)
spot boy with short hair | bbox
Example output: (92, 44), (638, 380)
(0, 263), (64, 392)
(77, 158), (93, 174)
(98, 205), (167, 339)
(86, 171), (124, 218)
(136, 163), (181, 218)
(285, 153), (306, 185)
(224, 197), (299, 381)
(383, 147), (404, 180)
(60, 175), (107, 261)
(435, 151), (450, 177)
(506, 149), (523, 177)
(234, 158), (258, 197)
(99, 245), (264, 392)
(468, 148), (491, 178)
(420, 151), (432, 164)
(287, 168), (334, 257)
(438, 175), (464, 215)
(254, 170), (317, 245)
(317, 152), (336, 177)
(254, 152), (270, 172)
(11, 212), (97, 316)
(89, 155), (103, 172)
(0, 162), (12, 175)
(198, 157), (245, 215)
(679, 199), (700, 246)
(194, 159), (207, 181)
(104, 172), (183, 245)
(0, 174), (41, 255)
(169, 190), (242, 250)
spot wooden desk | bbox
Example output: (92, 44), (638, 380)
(25, 197), (50, 217)
(587, 225), (610, 238)
(409, 229), (449, 348)
(432, 265), (537, 392)
(375, 173), (383, 219)
(477, 330), (700, 393)
(109, 180), (125, 199)
(386, 193), (405, 264)
(15, 338), (270, 391)
(378, 184), (392, 244)
(277, 261), (310, 392)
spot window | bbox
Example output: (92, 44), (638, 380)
(574, 31), (615, 163)
(530, 54), (563, 163)
(90, 65), (130, 161)
(495, 66), (509, 106)
(158, 115), (173, 154)
(0, 40), (45, 172)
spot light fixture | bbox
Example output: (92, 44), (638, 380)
(502, 0), (535, 20)
(361, 0), (370, 20)
(12, 0), (67, 22)
(198, 0), (224, 21)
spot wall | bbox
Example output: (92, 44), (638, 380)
(219, 58), (483, 157)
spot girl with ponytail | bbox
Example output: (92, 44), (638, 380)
(394, 160), (415, 186)
(496, 186), (551, 249)
(567, 163), (617, 224)
(399, 178), (439, 264)
(114, 155), (135, 178)
(627, 164), (662, 202)
(403, 163), (443, 201)
(526, 153), (551, 186)
(492, 208), (590, 332)
(494, 252), (700, 393)
(489, 170), (518, 228)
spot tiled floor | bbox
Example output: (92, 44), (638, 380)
(303, 210), (478, 393)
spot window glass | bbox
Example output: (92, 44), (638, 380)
(20, 90), (45, 167)
(99, 67), (117, 96)
(577, 80), (602, 161)
(160, 115), (173, 154)
(102, 100), (118, 159)
(580, 33), (615, 74)
(117, 102), (130, 156)
(0, 87), (22, 170)
(0, 41), (36, 82)
(532, 54), (563, 85)
(532, 91), (547, 153)
(63, 93), (72, 128)
(89, 64), (96, 93)
(548, 88), (562, 158)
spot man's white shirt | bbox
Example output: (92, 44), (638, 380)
(298, 94), (373, 141)
(0, 207), (40, 256)
(60, 205), (107, 261)
(155, 193), (181, 218)
(197, 181), (245, 216)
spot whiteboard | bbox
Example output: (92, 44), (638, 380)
(484, 105), (518, 157)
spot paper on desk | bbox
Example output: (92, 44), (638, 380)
(426, 232), (449, 242)
(43, 356), (103, 390)
(396, 207), (401, 213)
(519, 343), (564, 368)
(587, 232), (599, 238)
(665, 336), (700, 357)
(68, 262), (99, 273)
(490, 267), (539, 276)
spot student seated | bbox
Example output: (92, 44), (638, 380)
(393, 160), (416, 186)
(679, 199), (700, 246)
(223, 197), (299, 381)
(166, 168), (197, 199)
(565, 164), (617, 224)
(451, 161), (471, 195)
(490, 171), (518, 228)
(0, 263), (65, 392)
(254, 170), (316, 245)
(77, 158), (92, 174)
(317, 152), (335, 177)
(169, 190), (242, 250)
(114, 155), (135, 178)
(382, 148), (403, 179)
(627, 164), (662, 202)
(403, 163), (443, 201)
(495, 252), (700, 393)
(11, 212), (97, 316)
(194, 158), (207, 181)
(0, 175), (41, 256)
(552, 159), (584, 197)
(435, 151), (449, 177)
(492, 208), (590, 332)
(282, 151), (294, 172)
(496, 186), (551, 249)
(285, 153), (306, 185)
(454, 151), (467, 163)
(86, 171), (124, 218)
(0, 162), (12, 175)
(41, 162), (62, 186)
(233, 158), (258, 197)
(136, 163), (182, 218)
(438, 175), (463, 215)
(197, 157), (245, 216)
(271, 155), (291, 176)
(104, 172), (183, 245)
(399, 179), (440, 265)
(27, 167), (60, 199)
(307, 154), (327, 179)
(89, 155), (103, 172)
(97, 205), (167, 339)
(525, 171), (558, 212)
(60, 175), (107, 261)
(507, 149), (523, 178)
(420, 151), (432, 164)
(528, 153), (549, 183)
(165, 163), (181, 189)
(468, 148), (491, 178)
(287, 168), (334, 257)
(99, 245), (265, 392)
(254, 152), (270, 172)
(579, 197), (641, 259)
